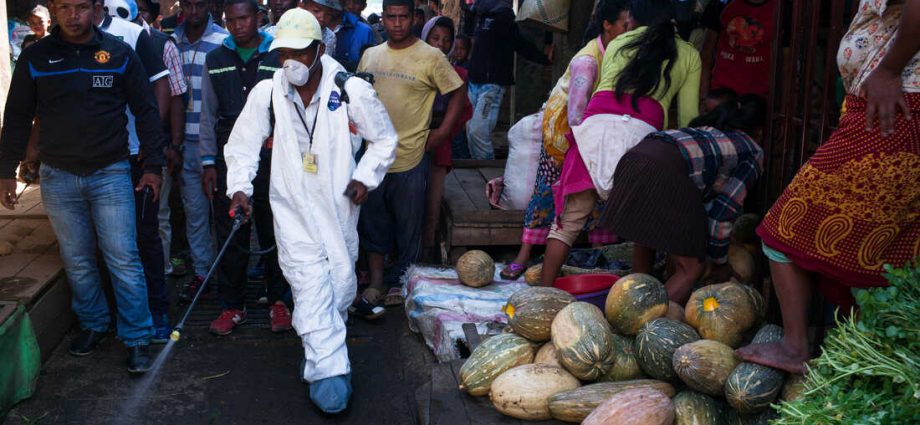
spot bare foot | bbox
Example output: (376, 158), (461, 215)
(735, 341), (809, 375)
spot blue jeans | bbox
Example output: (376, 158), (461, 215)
(40, 161), (153, 346)
(466, 83), (506, 160)
(180, 140), (215, 277)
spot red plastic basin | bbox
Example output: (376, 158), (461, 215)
(553, 274), (619, 296)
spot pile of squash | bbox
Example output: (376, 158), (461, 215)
(459, 271), (798, 424)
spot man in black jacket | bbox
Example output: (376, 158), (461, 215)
(198, 0), (285, 336)
(0, 0), (166, 374)
(465, 0), (550, 160)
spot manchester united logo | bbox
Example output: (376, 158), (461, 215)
(94, 50), (111, 64)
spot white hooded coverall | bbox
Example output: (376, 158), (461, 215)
(223, 55), (398, 382)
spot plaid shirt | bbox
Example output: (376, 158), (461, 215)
(143, 20), (187, 96)
(647, 127), (764, 263)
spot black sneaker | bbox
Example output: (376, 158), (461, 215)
(178, 275), (206, 304)
(126, 345), (152, 374)
(69, 329), (106, 356)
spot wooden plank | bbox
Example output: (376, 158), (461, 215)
(451, 209), (523, 225)
(0, 252), (37, 278)
(0, 254), (64, 306)
(0, 301), (17, 327)
(416, 382), (432, 425)
(453, 169), (492, 211)
(479, 168), (504, 182)
(0, 218), (43, 243)
(462, 323), (482, 352)
(428, 362), (471, 425)
(453, 159), (506, 169)
(447, 361), (525, 425)
(444, 172), (477, 215)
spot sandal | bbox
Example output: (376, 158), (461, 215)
(349, 297), (385, 320)
(500, 263), (526, 280)
(361, 287), (384, 305)
(383, 287), (405, 307)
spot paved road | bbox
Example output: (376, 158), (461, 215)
(6, 285), (434, 425)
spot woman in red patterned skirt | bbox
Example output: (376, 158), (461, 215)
(737, 0), (920, 374)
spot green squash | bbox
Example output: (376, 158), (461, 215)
(598, 334), (645, 382)
(504, 286), (575, 342)
(673, 339), (740, 396)
(673, 391), (723, 425)
(725, 407), (778, 425)
(549, 380), (676, 423)
(725, 324), (786, 413)
(685, 282), (757, 348)
(459, 333), (534, 396)
(604, 273), (669, 335)
(738, 284), (767, 326)
(551, 302), (617, 380)
(635, 318), (701, 381)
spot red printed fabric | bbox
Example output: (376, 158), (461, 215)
(758, 94), (920, 297)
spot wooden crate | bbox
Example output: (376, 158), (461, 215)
(442, 160), (524, 263)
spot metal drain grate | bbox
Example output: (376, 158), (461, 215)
(178, 278), (273, 329)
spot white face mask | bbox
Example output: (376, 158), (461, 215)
(283, 52), (320, 87)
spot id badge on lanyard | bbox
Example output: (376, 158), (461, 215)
(297, 103), (321, 174)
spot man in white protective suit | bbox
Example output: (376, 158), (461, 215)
(222, 8), (397, 414)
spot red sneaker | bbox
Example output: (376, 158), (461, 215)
(209, 309), (247, 335)
(269, 303), (293, 333)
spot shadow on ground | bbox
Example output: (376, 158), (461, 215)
(6, 302), (434, 425)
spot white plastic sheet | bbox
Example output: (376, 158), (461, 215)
(402, 265), (528, 362)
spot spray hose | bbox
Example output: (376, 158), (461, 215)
(170, 206), (245, 342)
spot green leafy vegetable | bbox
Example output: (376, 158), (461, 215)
(773, 260), (920, 425)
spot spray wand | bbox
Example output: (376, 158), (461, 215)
(13, 165), (39, 203)
(170, 205), (246, 342)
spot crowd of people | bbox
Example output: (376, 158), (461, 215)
(0, 0), (917, 415)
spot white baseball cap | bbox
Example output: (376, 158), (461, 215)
(270, 8), (324, 51)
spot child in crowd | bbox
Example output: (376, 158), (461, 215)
(451, 34), (471, 69)
(21, 5), (51, 50)
(421, 16), (473, 260)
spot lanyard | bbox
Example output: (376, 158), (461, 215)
(295, 101), (320, 153)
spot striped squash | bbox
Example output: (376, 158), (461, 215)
(635, 318), (701, 381)
(504, 286), (575, 342)
(672, 339), (740, 396)
(604, 273), (669, 335)
(549, 380), (676, 423)
(673, 390), (723, 425)
(725, 324), (786, 413)
(581, 387), (675, 425)
(685, 282), (757, 348)
(598, 334), (645, 382)
(551, 302), (617, 380)
(459, 333), (534, 396)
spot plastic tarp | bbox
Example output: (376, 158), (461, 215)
(402, 265), (528, 362)
(0, 303), (40, 419)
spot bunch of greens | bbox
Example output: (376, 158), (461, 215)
(774, 260), (920, 425)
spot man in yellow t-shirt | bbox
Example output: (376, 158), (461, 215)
(357, 0), (463, 307)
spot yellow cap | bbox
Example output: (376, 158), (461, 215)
(270, 8), (323, 52)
